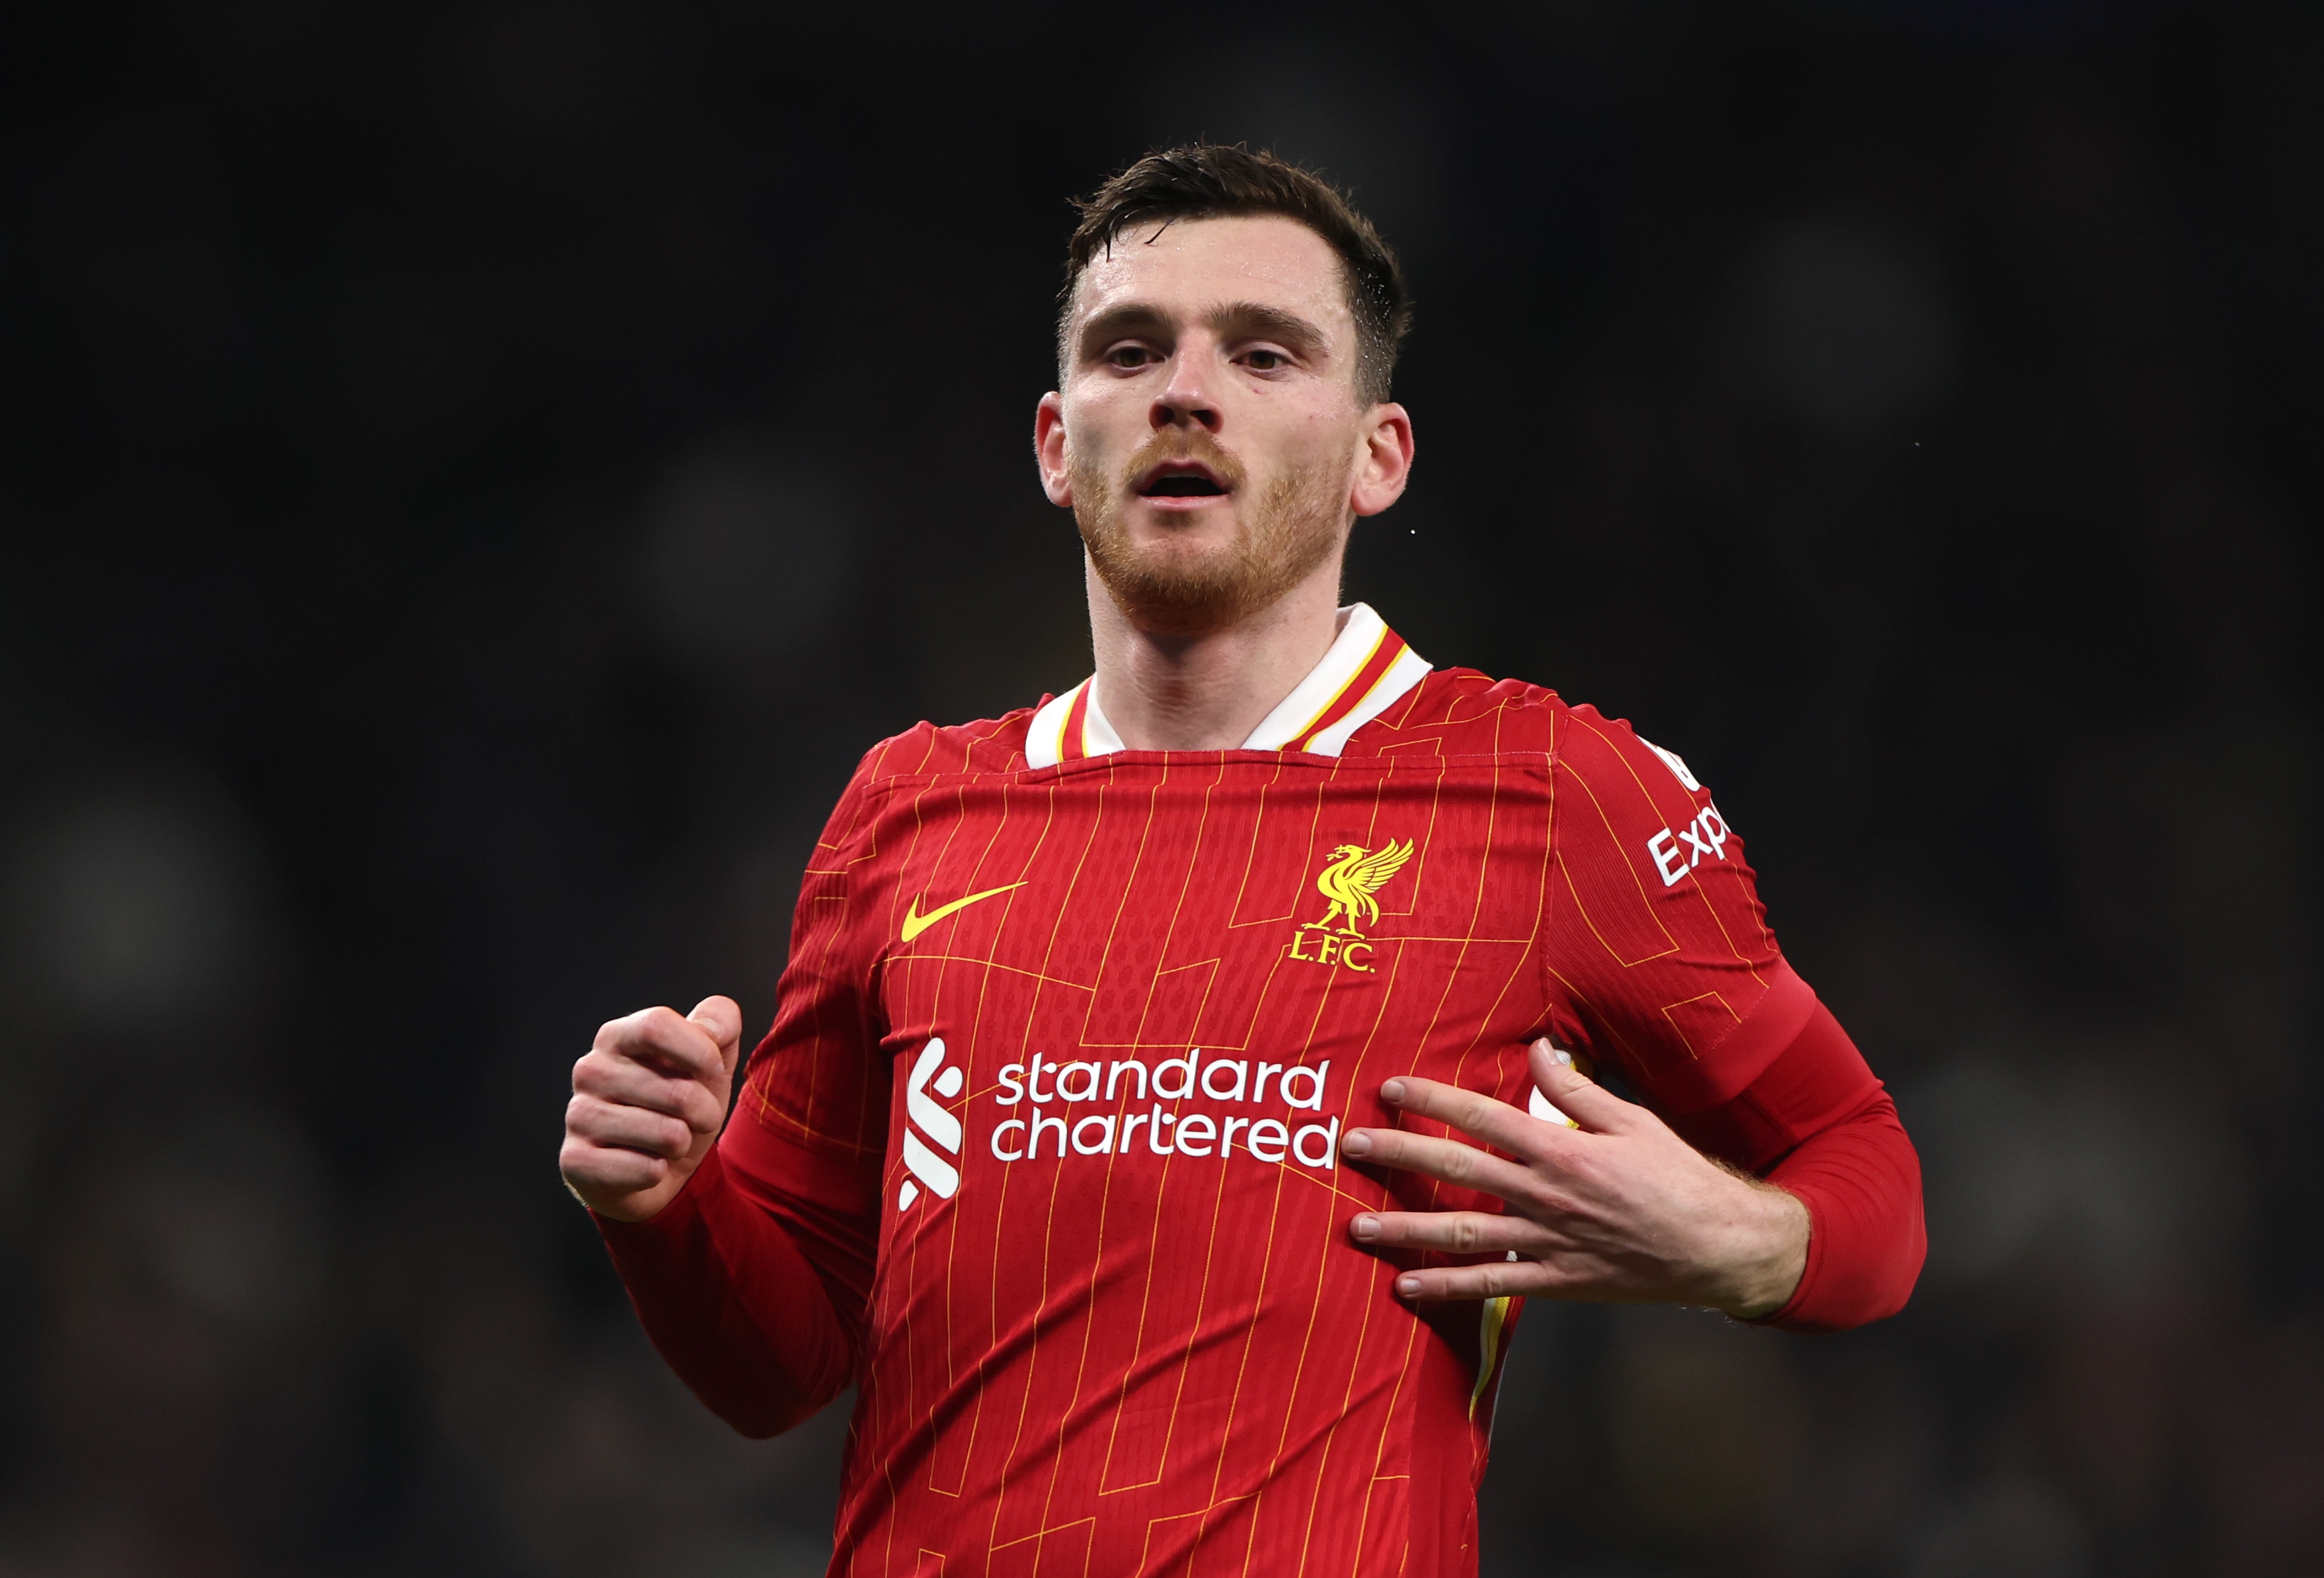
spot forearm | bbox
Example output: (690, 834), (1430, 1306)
(594, 1145), (857, 1436)
(1656, 1000), (1925, 1331)
(1704, 1171), (1809, 1321)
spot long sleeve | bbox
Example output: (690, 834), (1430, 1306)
(1761, 1086), (1924, 1332)
(1536, 705), (1924, 1331)
(594, 758), (893, 1432)
(1658, 999), (1926, 1332)
(595, 1145), (862, 1436)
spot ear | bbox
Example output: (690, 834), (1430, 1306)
(1035, 391), (1073, 507)
(1349, 402), (1415, 517)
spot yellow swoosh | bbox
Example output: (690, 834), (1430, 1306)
(900, 881), (1027, 944)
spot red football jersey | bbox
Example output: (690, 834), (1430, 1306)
(604, 605), (1920, 1578)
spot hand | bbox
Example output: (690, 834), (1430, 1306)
(560, 995), (742, 1223)
(1338, 1039), (1807, 1319)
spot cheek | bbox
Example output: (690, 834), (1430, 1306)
(1060, 392), (1143, 470)
(1272, 415), (1361, 481)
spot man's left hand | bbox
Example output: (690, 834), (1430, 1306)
(1339, 1039), (1807, 1320)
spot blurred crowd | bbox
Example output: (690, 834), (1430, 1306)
(2, 3), (2317, 1574)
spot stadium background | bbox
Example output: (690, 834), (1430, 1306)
(2, 2), (2318, 1573)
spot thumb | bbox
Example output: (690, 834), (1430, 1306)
(1528, 1039), (1633, 1134)
(688, 995), (744, 1078)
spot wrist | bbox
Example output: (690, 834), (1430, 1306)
(575, 1143), (720, 1224)
(1709, 1182), (1809, 1320)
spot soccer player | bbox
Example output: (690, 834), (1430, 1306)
(560, 146), (1925, 1577)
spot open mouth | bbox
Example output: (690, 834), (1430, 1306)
(1136, 463), (1230, 499)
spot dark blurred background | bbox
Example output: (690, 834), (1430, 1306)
(3, 1), (2318, 1574)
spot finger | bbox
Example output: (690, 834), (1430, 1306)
(1377, 1075), (1567, 1160)
(688, 995), (744, 1076)
(572, 1053), (727, 1134)
(559, 1136), (669, 1198)
(1349, 1210), (1555, 1256)
(597, 1006), (724, 1082)
(1527, 1039), (1638, 1134)
(1339, 1125), (1536, 1202)
(1389, 1256), (1630, 1302)
(1386, 1258), (1540, 1301)
(565, 1094), (695, 1160)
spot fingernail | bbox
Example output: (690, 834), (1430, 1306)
(1351, 1214), (1379, 1241)
(1395, 1276), (1420, 1297)
(1341, 1130), (1373, 1158)
(1381, 1079), (1407, 1104)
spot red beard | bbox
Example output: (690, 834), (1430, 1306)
(1072, 427), (1346, 637)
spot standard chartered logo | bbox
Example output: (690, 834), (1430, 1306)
(898, 1038), (965, 1210)
(896, 1041), (1346, 1213)
(987, 1051), (1341, 1172)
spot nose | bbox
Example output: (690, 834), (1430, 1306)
(1149, 346), (1222, 434)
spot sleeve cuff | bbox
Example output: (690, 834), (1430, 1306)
(1749, 1177), (1831, 1331)
(1749, 1090), (1926, 1333)
(591, 1145), (730, 1255)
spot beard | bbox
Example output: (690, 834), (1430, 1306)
(1071, 428), (1347, 637)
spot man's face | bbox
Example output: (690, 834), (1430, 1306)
(1036, 215), (1409, 637)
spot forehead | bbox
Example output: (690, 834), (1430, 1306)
(1068, 214), (1353, 338)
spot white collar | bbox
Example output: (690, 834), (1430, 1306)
(1024, 604), (1430, 768)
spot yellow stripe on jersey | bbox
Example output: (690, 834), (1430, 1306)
(1471, 1292), (1514, 1419)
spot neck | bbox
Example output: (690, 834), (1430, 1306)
(1085, 555), (1347, 751)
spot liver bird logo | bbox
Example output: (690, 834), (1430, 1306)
(1310, 839), (1415, 936)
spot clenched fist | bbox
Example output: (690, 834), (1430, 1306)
(560, 995), (742, 1223)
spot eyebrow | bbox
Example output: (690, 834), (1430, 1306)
(1075, 301), (1333, 365)
(1076, 302), (1171, 361)
(1210, 301), (1328, 362)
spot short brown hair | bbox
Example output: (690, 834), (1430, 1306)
(1060, 144), (1413, 404)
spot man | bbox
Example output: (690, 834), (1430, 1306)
(560, 146), (1924, 1577)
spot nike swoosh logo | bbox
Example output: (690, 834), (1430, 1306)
(901, 881), (1027, 944)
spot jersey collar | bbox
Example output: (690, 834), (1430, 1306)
(1024, 603), (1430, 768)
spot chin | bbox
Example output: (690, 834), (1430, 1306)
(1123, 499), (1243, 540)
(1078, 476), (1339, 635)
(1091, 550), (1274, 636)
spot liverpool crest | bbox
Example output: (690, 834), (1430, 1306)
(1288, 839), (1414, 974)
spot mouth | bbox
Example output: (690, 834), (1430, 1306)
(1135, 461), (1230, 499)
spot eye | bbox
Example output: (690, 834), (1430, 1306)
(1241, 348), (1289, 372)
(1105, 344), (1159, 370)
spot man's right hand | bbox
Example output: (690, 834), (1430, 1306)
(560, 995), (743, 1223)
